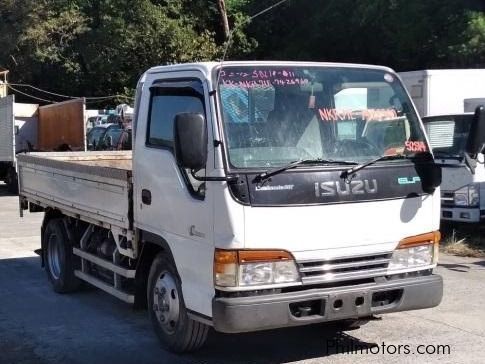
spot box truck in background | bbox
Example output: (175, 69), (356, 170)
(0, 96), (86, 192)
(399, 69), (485, 117)
(0, 95), (38, 192)
(423, 106), (485, 223)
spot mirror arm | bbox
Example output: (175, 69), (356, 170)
(190, 169), (238, 182)
(464, 153), (477, 174)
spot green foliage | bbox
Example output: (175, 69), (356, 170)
(0, 0), (225, 103)
(0, 0), (483, 105)
(241, 0), (485, 70)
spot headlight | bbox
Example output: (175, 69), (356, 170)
(214, 249), (300, 288)
(388, 231), (440, 271)
(454, 184), (480, 207)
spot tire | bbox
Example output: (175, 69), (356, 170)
(43, 218), (81, 293)
(147, 253), (209, 353)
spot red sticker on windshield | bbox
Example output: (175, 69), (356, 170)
(318, 108), (398, 122)
(405, 141), (427, 152)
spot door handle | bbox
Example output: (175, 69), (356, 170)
(189, 225), (205, 238)
(142, 189), (151, 205)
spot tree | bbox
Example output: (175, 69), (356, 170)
(217, 0), (230, 40)
(241, 0), (485, 70)
(0, 0), (222, 104)
(1, 0), (483, 105)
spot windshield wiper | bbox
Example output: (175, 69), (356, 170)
(340, 154), (409, 180)
(253, 158), (358, 184)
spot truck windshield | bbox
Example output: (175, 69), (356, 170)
(423, 114), (473, 158)
(217, 66), (428, 169)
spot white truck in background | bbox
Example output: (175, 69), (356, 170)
(399, 69), (485, 223)
(19, 61), (445, 353)
(0, 97), (87, 193)
(0, 95), (38, 192)
(423, 106), (485, 223)
(399, 69), (485, 117)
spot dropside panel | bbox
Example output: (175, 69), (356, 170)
(18, 152), (132, 230)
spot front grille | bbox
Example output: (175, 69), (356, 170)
(441, 191), (454, 207)
(298, 253), (392, 285)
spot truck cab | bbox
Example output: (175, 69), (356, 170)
(423, 106), (485, 223)
(134, 62), (442, 334)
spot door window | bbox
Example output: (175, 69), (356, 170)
(146, 81), (207, 198)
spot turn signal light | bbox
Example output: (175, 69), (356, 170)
(398, 231), (440, 249)
(214, 249), (299, 288)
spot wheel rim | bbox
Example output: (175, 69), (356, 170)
(153, 271), (180, 335)
(47, 234), (62, 280)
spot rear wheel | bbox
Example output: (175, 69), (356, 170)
(148, 253), (209, 353)
(44, 218), (81, 293)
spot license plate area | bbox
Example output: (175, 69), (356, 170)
(326, 291), (371, 320)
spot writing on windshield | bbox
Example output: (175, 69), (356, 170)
(220, 69), (310, 88)
(318, 108), (398, 122)
(218, 66), (427, 168)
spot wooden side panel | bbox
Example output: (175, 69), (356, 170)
(38, 98), (85, 151)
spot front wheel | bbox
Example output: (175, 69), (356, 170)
(147, 253), (209, 353)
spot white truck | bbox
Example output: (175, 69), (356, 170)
(423, 106), (485, 223)
(19, 62), (444, 353)
(0, 95), (38, 192)
(399, 69), (485, 117)
(0, 97), (87, 193)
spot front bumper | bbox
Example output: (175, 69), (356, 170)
(212, 274), (442, 333)
(441, 207), (482, 223)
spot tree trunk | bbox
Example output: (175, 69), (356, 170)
(217, 0), (230, 40)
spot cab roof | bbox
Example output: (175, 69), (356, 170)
(144, 61), (395, 78)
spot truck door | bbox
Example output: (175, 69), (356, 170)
(133, 70), (215, 316)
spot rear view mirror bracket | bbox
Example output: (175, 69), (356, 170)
(465, 105), (485, 158)
(190, 169), (238, 182)
(464, 153), (477, 174)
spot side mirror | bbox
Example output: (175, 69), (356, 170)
(174, 113), (207, 170)
(414, 152), (442, 193)
(465, 105), (485, 156)
(416, 162), (442, 193)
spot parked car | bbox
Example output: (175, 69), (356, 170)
(97, 126), (132, 150)
(86, 124), (121, 150)
(116, 128), (132, 150)
(86, 116), (98, 131)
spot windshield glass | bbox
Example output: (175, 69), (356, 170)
(217, 66), (428, 168)
(423, 114), (473, 157)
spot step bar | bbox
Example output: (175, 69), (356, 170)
(73, 248), (135, 278)
(75, 270), (134, 303)
(73, 247), (136, 304)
